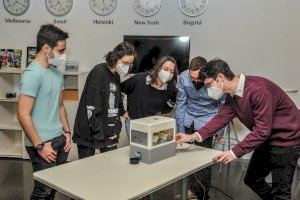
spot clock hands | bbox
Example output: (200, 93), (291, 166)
(102, 0), (108, 10)
(133, 0), (161, 16)
(192, 0), (198, 9)
(15, 1), (26, 8)
(5, 0), (28, 14)
(146, 1), (150, 14)
(91, 0), (116, 15)
(11, 1), (17, 9)
(55, 0), (63, 11)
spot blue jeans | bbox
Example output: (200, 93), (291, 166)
(125, 118), (131, 142)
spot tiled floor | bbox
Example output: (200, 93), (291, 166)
(0, 158), (299, 200)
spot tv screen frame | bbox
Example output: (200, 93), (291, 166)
(123, 35), (190, 74)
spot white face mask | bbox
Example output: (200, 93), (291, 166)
(116, 63), (129, 76)
(207, 79), (224, 100)
(48, 50), (66, 66)
(158, 69), (173, 84)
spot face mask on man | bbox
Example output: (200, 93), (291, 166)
(47, 50), (66, 66)
(192, 81), (204, 90)
(116, 63), (130, 76)
(207, 78), (224, 100)
(158, 69), (173, 83)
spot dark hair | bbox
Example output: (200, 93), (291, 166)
(105, 42), (136, 68)
(189, 56), (207, 71)
(200, 59), (235, 81)
(147, 55), (178, 90)
(37, 24), (69, 52)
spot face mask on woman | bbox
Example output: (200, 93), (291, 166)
(158, 69), (173, 83)
(116, 63), (130, 76)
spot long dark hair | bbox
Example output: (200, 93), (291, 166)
(104, 42), (136, 68)
(147, 55), (178, 91)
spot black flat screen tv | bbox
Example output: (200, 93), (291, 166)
(123, 35), (190, 73)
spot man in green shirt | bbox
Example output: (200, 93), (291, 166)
(18, 24), (71, 200)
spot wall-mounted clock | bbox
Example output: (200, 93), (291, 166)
(3, 0), (30, 15)
(179, 0), (208, 17)
(89, 0), (117, 16)
(45, 0), (73, 16)
(133, 0), (162, 17)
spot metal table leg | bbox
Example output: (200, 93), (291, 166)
(231, 121), (246, 171)
(219, 125), (228, 174)
(180, 177), (188, 200)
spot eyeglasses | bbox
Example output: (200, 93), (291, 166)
(205, 79), (215, 88)
(121, 60), (133, 68)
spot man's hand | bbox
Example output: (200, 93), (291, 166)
(213, 151), (236, 164)
(109, 134), (118, 140)
(64, 133), (71, 153)
(122, 112), (129, 120)
(215, 135), (222, 142)
(175, 133), (192, 146)
(38, 142), (57, 163)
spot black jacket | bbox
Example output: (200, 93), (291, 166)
(73, 63), (125, 149)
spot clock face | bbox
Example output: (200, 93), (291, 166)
(90, 0), (117, 16)
(3, 0), (30, 15)
(179, 0), (208, 17)
(133, 0), (162, 17)
(45, 0), (73, 16)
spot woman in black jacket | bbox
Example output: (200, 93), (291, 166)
(73, 42), (136, 159)
(121, 55), (178, 141)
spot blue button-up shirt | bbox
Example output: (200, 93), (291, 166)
(175, 70), (225, 133)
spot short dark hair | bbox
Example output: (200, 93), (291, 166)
(105, 42), (136, 68)
(189, 56), (207, 71)
(147, 55), (178, 91)
(37, 24), (69, 52)
(200, 59), (235, 81)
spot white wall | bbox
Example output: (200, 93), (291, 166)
(1, 0), (299, 152)
(1, 0), (299, 104)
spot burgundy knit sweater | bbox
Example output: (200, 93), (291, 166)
(198, 76), (300, 157)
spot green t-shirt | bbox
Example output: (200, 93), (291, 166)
(20, 61), (64, 146)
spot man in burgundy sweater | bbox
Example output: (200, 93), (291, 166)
(176, 59), (300, 200)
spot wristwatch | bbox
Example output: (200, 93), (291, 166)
(64, 131), (71, 134)
(35, 143), (44, 152)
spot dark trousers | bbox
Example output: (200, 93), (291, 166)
(185, 125), (213, 200)
(26, 134), (68, 200)
(244, 143), (300, 200)
(77, 144), (118, 159)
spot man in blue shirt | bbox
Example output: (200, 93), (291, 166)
(176, 57), (224, 200)
(18, 24), (71, 200)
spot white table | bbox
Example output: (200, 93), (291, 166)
(34, 146), (221, 200)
